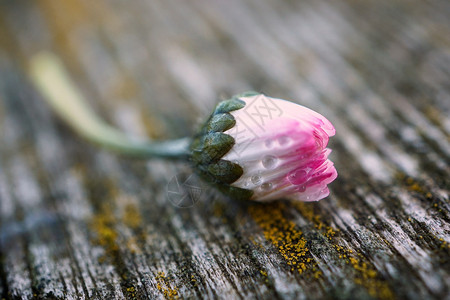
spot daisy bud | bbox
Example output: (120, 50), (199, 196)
(190, 92), (337, 202)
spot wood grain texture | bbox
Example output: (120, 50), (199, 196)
(0, 0), (449, 299)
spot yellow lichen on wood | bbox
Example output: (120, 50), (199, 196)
(122, 203), (143, 230)
(313, 270), (322, 279)
(126, 286), (136, 298)
(334, 246), (394, 300)
(155, 271), (179, 300)
(294, 203), (338, 240)
(396, 173), (430, 197)
(89, 203), (141, 298)
(294, 203), (394, 299)
(90, 203), (120, 255)
(249, 203), (314, 274)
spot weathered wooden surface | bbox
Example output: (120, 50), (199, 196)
(0, 0), (449, 299)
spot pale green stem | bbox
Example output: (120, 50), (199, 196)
(28, 52), (190, 159)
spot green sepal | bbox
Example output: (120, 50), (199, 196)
(232, 91), (260, 99)
(195, 167), (253, 201)
(214, 91), (260, 115)
(214, 98), (245, 114)
(191, 132), (234, 164)
(206, 160), (243, 184)
(189, 92), (261, 200)
(205, 113), (236, 133)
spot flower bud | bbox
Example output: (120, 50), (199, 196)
(190, 92), (337, 202)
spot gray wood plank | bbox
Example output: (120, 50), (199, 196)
(0, 0), (449, 299)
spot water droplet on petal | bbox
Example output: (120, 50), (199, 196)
(261, 182), (272, 191)
(288, 169), (308, 184)
(278, 135), (290, 146)
(298, 185), (306, 192)
(251, 174), (262, 185)
(265, 139), (273, 148)
(262, 155), (277, 169)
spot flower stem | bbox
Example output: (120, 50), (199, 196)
(28, 52), (190, 160)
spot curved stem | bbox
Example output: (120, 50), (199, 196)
(28, 52), (191, 160)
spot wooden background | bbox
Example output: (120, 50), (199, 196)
(0, 0), (449, 299)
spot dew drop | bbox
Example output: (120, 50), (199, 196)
(261, 182), (272, 191)
(278, 135), (290, 146)
(298, 185), (306, 192)
(251, 174), (262, 185)
(288, 169), (308, 184)
(262, 155), (277, 169)
(265, 139), (273, 148)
